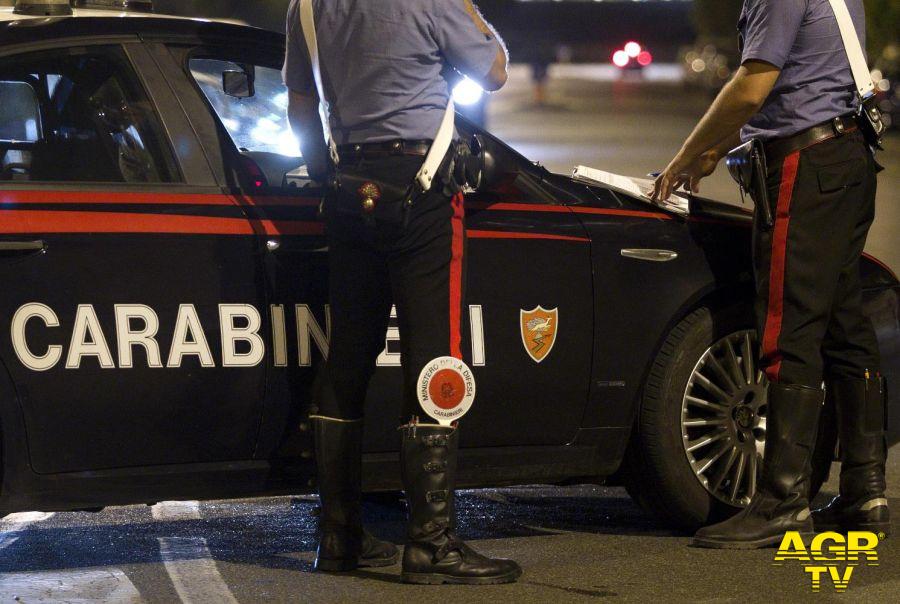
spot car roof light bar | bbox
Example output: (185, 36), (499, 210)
(73, 0), (153, 11)
(13, 0), (73, 15)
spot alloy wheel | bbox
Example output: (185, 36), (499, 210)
(681, 329), (768, 507)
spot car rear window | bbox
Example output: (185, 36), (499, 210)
(0, 46), (181, 184)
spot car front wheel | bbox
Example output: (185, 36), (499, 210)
(623, 305), (836, 531)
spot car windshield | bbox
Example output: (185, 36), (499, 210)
(189, 58), (300, 157)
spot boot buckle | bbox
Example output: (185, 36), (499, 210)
(425, 490), (448, 503)
(424, 435), (449, 447)
(423, 461), (447, 472)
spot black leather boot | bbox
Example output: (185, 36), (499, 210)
(312, 416), (399, 571)
(400, 423), (522, 584)
(693, 383), (824, 549)
(813, 376), (891, 536)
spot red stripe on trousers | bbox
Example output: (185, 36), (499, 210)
(449, 192), (465, 360)
(761, 151), (801, 381)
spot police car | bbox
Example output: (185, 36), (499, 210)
(0, 0), (898, 530)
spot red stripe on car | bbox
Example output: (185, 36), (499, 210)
(469, 201), (673, 220)
(0, 190), (320, 207)
(467, 230), (589, 243)
(0, 210), (324, 236)
(570, 206), (673, 220)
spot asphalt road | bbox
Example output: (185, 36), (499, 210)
(1, 68), (899, 604)
(1, 457), (898, 603)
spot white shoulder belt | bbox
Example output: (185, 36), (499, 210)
(827, 0), (875, 98)
(298, 0), (455, 192)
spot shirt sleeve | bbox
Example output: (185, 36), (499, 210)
(431, 0), (500, 82)
(740, 0), (806, 69)
(282, 0), (314, 93)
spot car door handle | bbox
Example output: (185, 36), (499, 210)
(620, 248), (678, 262)
(0, 239), (46, 253)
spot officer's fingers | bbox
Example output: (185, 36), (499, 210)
(690, 177), (702, 194)
(655, 177), (672, 202)
(650, 177), (663, 200)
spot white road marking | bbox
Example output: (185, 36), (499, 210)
(0, 536), (18, 550)
(1, 511), (55, 525)
(0, 568), (145, 603)
(158, 538), (239, 604)
(0, 511), (55, 550)
(151, 500), (200, 521)
(153, 501), (239, 604)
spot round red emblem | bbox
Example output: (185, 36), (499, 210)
(416, 356), (476, 425)
(429, 368), (466, 409)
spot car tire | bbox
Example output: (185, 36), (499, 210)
(623, 305), (836, 531)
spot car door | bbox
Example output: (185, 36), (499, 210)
(456, 153), (596, 447)
(0, 41), (268, 473)
(164, 41), (328, 467)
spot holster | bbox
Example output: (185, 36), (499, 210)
(726, 139), (774, 228)
(856, 94), (886, 152)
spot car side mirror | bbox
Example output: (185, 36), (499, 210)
(0, 81), (43, 147)
(223, 69), (255, 99)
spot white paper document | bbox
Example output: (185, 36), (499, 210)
(572, 165), (690, 217)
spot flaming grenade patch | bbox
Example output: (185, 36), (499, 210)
(520, 306), (558, 363)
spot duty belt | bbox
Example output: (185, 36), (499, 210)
(763, 114), (858, 164)
(337, 140), (433, 161)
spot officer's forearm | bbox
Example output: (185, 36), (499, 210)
(676, 63), (780, 164)
(288, 91), (329, 180)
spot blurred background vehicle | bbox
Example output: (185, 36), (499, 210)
(612, 41), (653, 78)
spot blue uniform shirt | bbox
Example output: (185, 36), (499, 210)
(739, 0), (866, 142)
(282, 0), (499, 145)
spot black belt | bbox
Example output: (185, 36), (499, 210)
(764, 114), (857, 163)
(337, 140), (432, 161)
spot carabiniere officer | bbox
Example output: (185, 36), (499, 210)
(283, 0), (521, 584)
(652, 0), (888, 548)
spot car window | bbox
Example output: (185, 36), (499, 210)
(0, 46), (180, 184)
(189, 58), (300, 157)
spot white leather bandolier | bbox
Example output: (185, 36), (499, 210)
(298, 0), (456, 192)
(827, 0), (875, 98)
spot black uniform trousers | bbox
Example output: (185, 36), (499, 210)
(754, 129), (880, 389)
(314, 155), (467, 422)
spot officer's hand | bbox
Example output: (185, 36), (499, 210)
(650, 150), (720, 201)
(682, 150), (721, 194)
